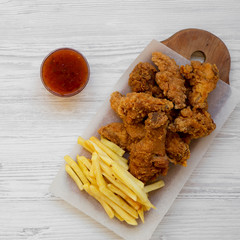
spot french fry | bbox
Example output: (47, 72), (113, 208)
(144, 180), (165, 193)
(89, 164), (95, 178)
(124, 169), (144, 189)
(77, 159), (97, 185)
(102, 172), (137, 201)
(99, 185), (138, 218)
(107, 184), (141, 211)
(107, 183), (127, 198)
(65, 136), (164, 225)
(138, 207), (144, 223)
(89, 137), (128, 169)
(100, 136), (125, 157)
(64, 155), (89, 185)
(65, 164), (83, 190)
(111, 162), (155, 209)
(78, 137), (93, 153)
(91, 152), (106, 187)
(96, 149), (143, 189)
(83, 184), (114, 219)
(142, 204), (150, 212)
(87, 140), (113, 166)
(99, 161), (117, 178)
(114, 212), (124, 221)
(90, 185), (137, 225)
(100, 200), (115, 219)
(81, 137), (143, 189)
(77, 155), (91, 170)
(99, 159), (143, 197)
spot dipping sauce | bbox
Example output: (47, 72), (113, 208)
(41, 48), (90, 97)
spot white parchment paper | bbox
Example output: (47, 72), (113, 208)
(50, 40), (240, 240)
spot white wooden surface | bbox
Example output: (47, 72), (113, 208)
(0, 1), (240, 239)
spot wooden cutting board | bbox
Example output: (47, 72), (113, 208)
(161, 28), (231, 84)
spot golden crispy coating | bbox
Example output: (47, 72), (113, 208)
(110, 91), (123, 114)
(169, 106), (216, 139)
(99, 52), (219, 183)
(180, 61), (219, 109)
(110, 91), (173, 124)
(98, 122), (130, 151)
(152, 52), (187, 109)
(124, 122), (146, 141)
(129, 112), (169, 183)
(166, 131), (190, 166)
(128, 62), (163, 97)
(152, 52), (179, 73)
(98, 122), (146, 152)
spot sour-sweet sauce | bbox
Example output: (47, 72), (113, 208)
(41, 48), (89, 97)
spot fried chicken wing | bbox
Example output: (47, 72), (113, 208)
(98, 122), (130, 151)
(111, 91), (173, 124)
(166, 131), (190, 166)
(152, 52), (179, 73)
(169, 106), (216, 139)
(128, 62), (163, 97)
(152, 52), (187, 109)
(124, 122), (146, 141)
(129, 112), (169, 183)
(180, 61), (219, 109)
(110, 91), (123, 114)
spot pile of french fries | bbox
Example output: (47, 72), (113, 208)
(64, 136), (164, 225)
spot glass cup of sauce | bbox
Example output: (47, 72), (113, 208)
(41, 48), (90, 97)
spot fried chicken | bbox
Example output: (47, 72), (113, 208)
(166, 131), (190, 166)
(124, 122), (146, 141)
(110, 91), (173, 124)
(152, 52), (187, 109)
(98, 51), (219, 184)
(169, 106), (216, 139)
(129, 112), (169, 183)
(128, 62), (163, 97)
(110, 91), (123, 114)
(98, 114), (169, 183)
(98, 122), (131, 151)
(180, 61), (219, 109)
(152, 52), (179, 73)
(98, 122), (146, 152)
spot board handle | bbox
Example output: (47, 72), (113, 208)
(161, 28), (230, 84)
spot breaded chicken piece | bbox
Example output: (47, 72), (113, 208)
(124, 122), (146, 141)
(128, 62), (163, 97)
(98, 121), (146, 152)
(110, 91), (173, 124)
(152, 52), (179, 73)
(166, 131), (190, 166)
(169, 106), (216, 139)
(152, 52), (187, 109)
(180, 61), (219, 109)
(129, 112), (169, 183)
(98, 122), (130, 151)
(110, 91), (123, 114)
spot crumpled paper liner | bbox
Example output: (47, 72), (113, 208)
(50, 40), (240, 240)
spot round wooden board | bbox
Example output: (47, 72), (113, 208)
(161, 28), (231, 84)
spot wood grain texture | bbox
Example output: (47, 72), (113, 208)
(161, 28), (231, 84)
(0, 0), (240, 239)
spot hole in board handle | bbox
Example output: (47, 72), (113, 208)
(190, 51), (206, 63)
